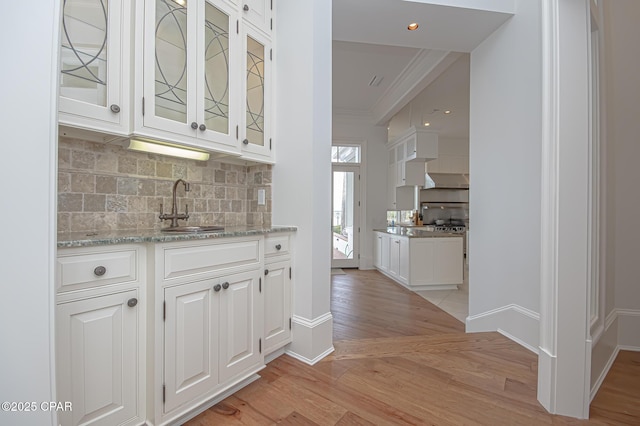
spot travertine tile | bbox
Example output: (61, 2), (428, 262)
(71, 150), (95, 170)
(58, 173), (71, 193)
(138, 180), (156, 196)
(118, 156), (137, 174)
(106, 195), (127, 212)
(58, 148), (71, 169)
(173, 164), (187, 179)
(156, 162), (173, 178)
(57, 213), (71, 233)
(96, 175), (117, 194)
(95, 152), (118, 173)
(117, 177), (138, 195)
(69, 212), (96, 232)
(71, 173), (95, 193)
(59, 193), (83, 212)
(83, 194), (106, 212)
(138, 159), (156, 177)
(214, 170), (225, 183)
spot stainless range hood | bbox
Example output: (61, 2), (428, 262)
(424, 172), (470, 189)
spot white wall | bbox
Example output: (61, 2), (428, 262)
(0, 2), (60, 425)
(466, 0), (542, 346)
(272, 0), (334, 363)
(605, 0), (640, 314)
(333, 116), (389, 269)
(591, 0), (640, 396)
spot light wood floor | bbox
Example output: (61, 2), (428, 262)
(186, 269), (640, 425)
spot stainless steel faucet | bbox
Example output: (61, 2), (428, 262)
(159, 179), (191, 228)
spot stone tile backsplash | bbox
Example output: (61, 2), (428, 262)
(58, 137), (271, 233)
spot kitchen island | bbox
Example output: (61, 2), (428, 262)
(373, 227), (463, 291)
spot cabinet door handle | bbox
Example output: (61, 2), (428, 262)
(222, 281), (230, 290)
(275, 244), (282, 250)
(264, 269), (269, 276)
(191, 122), (198, 129)
(199, 124), (206, 131)
(214, 284), (222, 292)
(93, 266), (106, 276)
(243, 4), (249, 11)
(110, 104), (120, 113)
(127, 298), (138, 307)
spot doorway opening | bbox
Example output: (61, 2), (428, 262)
(331, 145), (361, 269)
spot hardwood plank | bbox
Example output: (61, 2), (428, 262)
(186, 269), (638, 426)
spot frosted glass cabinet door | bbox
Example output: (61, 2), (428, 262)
(59, 0), (130, 134)
(241, 27), (271, 159)
(144, 0), (194, 135)
(142, 0), (239, 149)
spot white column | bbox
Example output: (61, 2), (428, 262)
(0, 2), (60, 426)
(538, 0), (591, 418)
(272, 0), (334, 364)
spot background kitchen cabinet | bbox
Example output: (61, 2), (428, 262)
(56, 245), (146, 426)
(387, 163), (415, 210)
(374, 234), (463, 291)
(239, 0), (273, 36)
(58, 0), (132, 136)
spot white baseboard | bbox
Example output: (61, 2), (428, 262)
(286, 312), (334, 365)
(466, 304), (540, 353)
(590, 308), (640, 402)
(265, 347), (286, 364)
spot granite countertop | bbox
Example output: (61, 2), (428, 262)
(58, 225), (298, 248)
(374, 226), (463, 239)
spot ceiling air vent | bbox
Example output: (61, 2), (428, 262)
(368, 75), (383, 87)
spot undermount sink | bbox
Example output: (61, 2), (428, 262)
(161, 225), (225, 233)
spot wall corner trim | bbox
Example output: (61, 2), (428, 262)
(466, 304), (540, 352)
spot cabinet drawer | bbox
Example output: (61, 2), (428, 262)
(264, 234), (289, 257)
(57, 248), (137, 293)
(163, 239), (260, 280)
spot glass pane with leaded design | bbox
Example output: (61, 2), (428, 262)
(246, 36), (265, 147)
(155, 0), (188, 123)
(60, 0), (108, 106)
(204, 3), (230, 134)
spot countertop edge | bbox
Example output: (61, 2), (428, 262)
(373, 228), (464, 239)
(58, 226), (298, 248)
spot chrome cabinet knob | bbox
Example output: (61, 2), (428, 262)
(264, 269), (269, 276)
(127, 298), (138, 307)
(243, 4), (249, 11)
(222, 282), (229, 290)
(242, 139), (249, 145)
(214, 284), (222, 292)
(191, 122), (198, 129)
(275, 244), (282, 250)
(94, 266), (106, 276)
(110, 104), (120, 113)
(199, 124), (206, 131)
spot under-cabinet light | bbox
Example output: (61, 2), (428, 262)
(127, 139), (210, 161)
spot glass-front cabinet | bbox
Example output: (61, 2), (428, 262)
(59, 0), (132, 135)
(240, 27), (271, 160)
(139, 0), (240, 154)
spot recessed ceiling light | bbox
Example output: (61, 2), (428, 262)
(407, 23), (419, 31)
(424, 122), (430, 127)
(444, 110), (452, 114)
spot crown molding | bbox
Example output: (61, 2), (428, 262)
(371, 50), (462, 125)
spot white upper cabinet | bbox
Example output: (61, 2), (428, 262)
(239, 27), (272, 161)
(242, 0), (272, 34)
(59, 0), (131, 135)
(137, 0), (240, 155)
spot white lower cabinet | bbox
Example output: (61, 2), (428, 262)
(57, 233), (294, 426)
(373, 233), (463, 291)
(163, 280), (218, 414)
(263, 259), (292, 354)
(163, 269), (262, 414)
(56, 245), (145, 426)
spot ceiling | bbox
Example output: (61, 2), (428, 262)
(332, 0), (514, 137)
